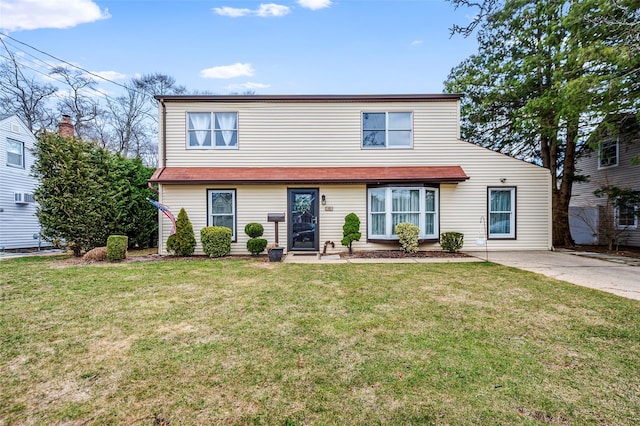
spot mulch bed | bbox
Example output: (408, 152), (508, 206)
(339, 250), (469, 259)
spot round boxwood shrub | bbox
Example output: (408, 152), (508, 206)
(247, 238), (268, 255)
(244, 222), (265, 238)
(201, 226), (232, 258)
(107, 235), (128, 261)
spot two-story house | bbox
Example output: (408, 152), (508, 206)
(570, 114), (640, 248)
(149, 94), (552, 255)
(0, 114), (50, 250)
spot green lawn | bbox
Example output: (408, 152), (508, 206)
(1, 256), (639, 425)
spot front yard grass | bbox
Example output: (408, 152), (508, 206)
(1, 256), (639, 425)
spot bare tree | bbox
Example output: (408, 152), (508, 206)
(49, 66), (104, 139)
(0, 47), (56, 131)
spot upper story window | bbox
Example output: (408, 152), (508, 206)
(488, 187), (516, 239)
(362, 112), (412, 149)
(598, 137), (618, 169)
(6, 139), (24, 168)
(368, 186), (438, 240)
(187, 112), (238, 149)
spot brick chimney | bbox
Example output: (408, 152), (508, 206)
(58, 115), (74, 138)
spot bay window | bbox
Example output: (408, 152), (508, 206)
(488, 187), (516, 239)
(208, 190), (236, 240)
(187, 112), (238, 149)
(368, 186), (438, 239)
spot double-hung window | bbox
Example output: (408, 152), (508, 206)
(362, 112), (412, 148)
(6, 139), (24, 168)
(368, 186), (438, 239)
(208, 190), (236, 240)
(615, 202), (638, 230)
(598, 138), (618, 169)
(187, 112), (238, 149)
(488, 187), (516, 239)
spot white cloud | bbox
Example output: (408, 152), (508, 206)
(411, 40), (423, 46)
(213, 3), (290, 18)
(91, 70), (127, 81)
(0, 0), (110, 32)
(256, 4), (290, 17)
(298, 0), (332, 10)
(212, 7), (253, 17)
(200, 63), (255, 79)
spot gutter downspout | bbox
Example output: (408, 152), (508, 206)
(160, 98), (167, 169)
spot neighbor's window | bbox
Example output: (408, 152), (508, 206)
(6, 139), (24, 168)
(615, 202), (638, 229)
(187, 112), (238, 149)
(208, 189), (236, 240)
(362, 112), (412, 148)
(488, 188), (516, 239)
(598, 138), (618, 169)
(368, 186), (438, 239)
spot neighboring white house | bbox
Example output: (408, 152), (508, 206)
(0, 115), (50, 250)
(150, 94), (552, 255)
(570, 114), (640, 248)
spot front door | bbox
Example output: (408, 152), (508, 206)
(288, 188), (319, 251)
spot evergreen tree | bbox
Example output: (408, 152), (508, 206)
(166, 208), (196, 256)
(445, 0), (639, 246)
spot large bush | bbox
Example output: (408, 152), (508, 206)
(341, 213), (361, 254)
(201, 226), (232, 258)
(166, 208), (196, 256)
(32, 132), (157, 256)
(395, 222), (419, 254)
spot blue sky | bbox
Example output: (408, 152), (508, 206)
(0, 0), (479, 95)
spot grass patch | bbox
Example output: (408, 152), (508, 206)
(1, 257), (639, 424)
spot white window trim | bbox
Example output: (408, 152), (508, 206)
(488, 187), (516, 239)
(615, 203), (638, 230)
(362, 111), (413, 149)
(6, 138), (24, 168)
(207, 189), (237, 241)
(598, 137), (619, 169)
(186, 112), (238, 150)
(367, 186), (439, 240)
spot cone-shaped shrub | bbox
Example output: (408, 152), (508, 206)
(341, 213), (361, 254)
(166, 208), (196, 256)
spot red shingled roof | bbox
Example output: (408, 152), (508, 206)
(149, 166), (469, 184)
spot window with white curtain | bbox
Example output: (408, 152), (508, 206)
(362, 112), (412, 148)
(208, 190), (236, 240)
(6, 139), (24, 168)
(187, 112), (238, 149)
(368, 186), (438, 239)
(488, 187), (516, 239)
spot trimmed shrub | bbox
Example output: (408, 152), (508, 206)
(201, 226), (232, 258)
(244, 222), (265, 238)
(440, 232), (464, 253)
(395, 222), (419, 254)
(107, 235), (128, 261)
(166, 208), (196, 256)
(83, 246), (107, 262)
(341, 213), (362, 254)
(247, 238), (268, 255)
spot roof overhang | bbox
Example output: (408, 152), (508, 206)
(149, 166), (469, 185)
(154, 94), (464, 103)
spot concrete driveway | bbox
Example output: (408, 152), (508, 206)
(477, 250), (640, 301)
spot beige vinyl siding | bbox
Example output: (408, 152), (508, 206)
(163, 101), (459, 168)
(157, 98), (552, 254)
